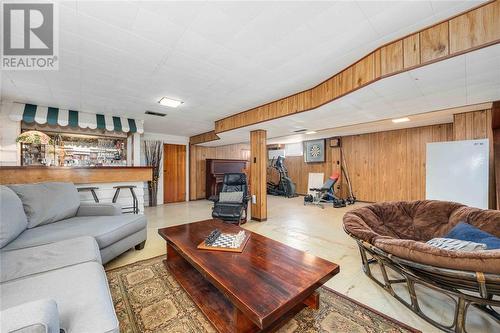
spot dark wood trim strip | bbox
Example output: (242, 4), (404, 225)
(190, 130), (220, 145)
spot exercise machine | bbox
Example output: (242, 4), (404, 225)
(303, 145), (356, 208)
(304, 172), (346, 208)
(266, 156), (297, 198)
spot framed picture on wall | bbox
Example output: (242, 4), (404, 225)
(304, 139), (325, 163)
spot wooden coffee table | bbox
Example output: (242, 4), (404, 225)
(158, 219), (339, 333)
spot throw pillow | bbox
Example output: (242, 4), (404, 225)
(219, 191), (244, 203)
(0, 186), (28, 248)
(426, 238), (487, 251)
(444, 222), (500, 250)
(8, 182), (80, 229)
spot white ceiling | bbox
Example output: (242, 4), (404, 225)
(205, 43), (500, 146)
(0, 0), (486, 137)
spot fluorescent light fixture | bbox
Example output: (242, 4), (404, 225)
(158, 97), (183, 108)
(305, 131), (317, 135)
(392, 117), (410, 123)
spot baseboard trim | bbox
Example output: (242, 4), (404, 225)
(251, 217), (267, 222)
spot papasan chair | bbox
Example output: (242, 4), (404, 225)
(343, 200), (500, 333)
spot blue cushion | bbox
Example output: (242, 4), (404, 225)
(445, 222), (500, 250)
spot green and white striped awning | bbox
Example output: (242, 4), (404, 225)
(9, 102), (144, 134)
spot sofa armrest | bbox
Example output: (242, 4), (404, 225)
(0, 299), (60, 333)
(76, 202), (122, 216)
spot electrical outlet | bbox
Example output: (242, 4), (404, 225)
(252, 195), (256, 204)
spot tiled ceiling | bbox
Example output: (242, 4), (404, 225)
(207, 44), (500, 146)
(0, 0), (487, 136)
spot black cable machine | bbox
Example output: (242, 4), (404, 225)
(340, 147), (356, 205)
(266, 156), (297, 198)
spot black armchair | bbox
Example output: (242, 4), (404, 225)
(212, 173), (250, 225)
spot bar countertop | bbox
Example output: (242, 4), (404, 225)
(0, 166), (153, 184)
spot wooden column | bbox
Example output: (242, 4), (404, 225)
(250, 130), (267, 221)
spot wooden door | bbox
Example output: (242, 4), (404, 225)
(163, 144), (186, 203)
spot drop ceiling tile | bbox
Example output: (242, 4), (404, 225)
(43, 68), (81, 92)
(212, 1), (264, 22)
(6, 71), (48, 88)
(58, 0), (77, 11)
(77, 1), (139, 30)
(429, 0), (486, 17)
(172, 30), (226, 61)
(188, 6), (251, 44)
(363, 1), (433, 37)
(58, 49), (80, 70)
(59, 4), (79, 35)
(307, 2), (366, 39)
(75, 15), (163, 67)
(467, 84), (500, 104)
(132, 1), (204, 29)
(130, 8), (185, 48)
(1, 1), (489, 137)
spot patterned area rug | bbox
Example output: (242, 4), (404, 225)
(106, 256), (419, 333)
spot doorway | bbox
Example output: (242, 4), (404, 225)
(163, 144), (186, 203)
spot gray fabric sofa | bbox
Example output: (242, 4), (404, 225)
(0, 182), (148, 333)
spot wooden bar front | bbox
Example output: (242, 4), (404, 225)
(0, 166), (153, 184)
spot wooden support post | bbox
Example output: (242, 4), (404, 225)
(250, 130), (267, 221)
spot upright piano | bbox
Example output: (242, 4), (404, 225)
(206, 159), (248, 199)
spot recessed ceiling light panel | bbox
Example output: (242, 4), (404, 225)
(158, 97), (183, 108)
(392, 117), (410, 123)
(305, 131), (317, 134)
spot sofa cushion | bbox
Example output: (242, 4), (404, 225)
(0, 186), (28, 248)
(219, 191), (243, 203)
(0, 236), (101, 283)
(0, 261), (119, 333)
(212, 202), (243, 221)
(2, 214), (147, 251)
(0, 299), (59, 333)
(8, 182), (80, 228)
(76, 202), (122, 217)
(374, 237), (500, 274)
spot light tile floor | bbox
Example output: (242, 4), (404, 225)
(106, 196), (498, 332)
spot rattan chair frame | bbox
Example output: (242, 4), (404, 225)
(345, 228), (500, 333)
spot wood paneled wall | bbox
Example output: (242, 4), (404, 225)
(281, 124), (454, 201)
(207, 1), (499, 136)
(189, 143), (250, 200)
(453, 109), (495, 208)
(340, 124), (454, 202)
(280, 108), (495, 205)
(279, 148), (341, 196)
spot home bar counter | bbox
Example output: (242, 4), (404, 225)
(0, 166), (153, 185)
(0, 166), (153, 213)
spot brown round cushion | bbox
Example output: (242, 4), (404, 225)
(343, 201), (500, 274)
